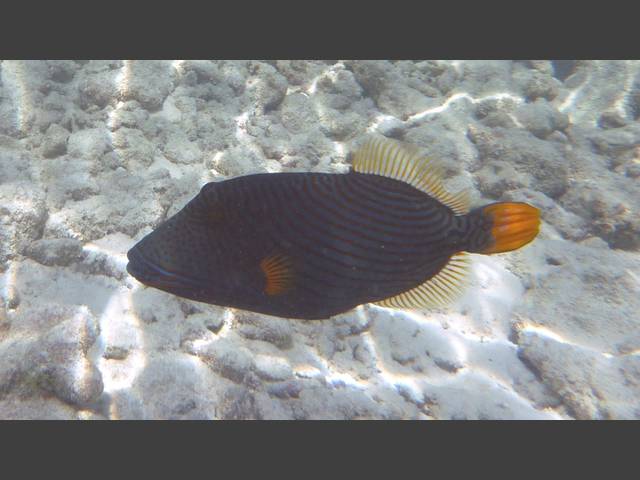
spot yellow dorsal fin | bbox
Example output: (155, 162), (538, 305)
(260, 253), (295, 296)
(373, 252), (470, 309)
(351, 137), (470, 215)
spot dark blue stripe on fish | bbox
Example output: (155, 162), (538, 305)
(127, 172), (458, 319)
(250, 174), (451, 276)
(346, 172), (439, 211)
(263, 180), (451, 290)
(301, 174), (453, 248)
(332, 174), (452, 227)
(265, 179), (426, 276)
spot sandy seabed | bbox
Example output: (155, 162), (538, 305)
(0, 60), (639, 419)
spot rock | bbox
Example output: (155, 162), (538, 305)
(280, 92), (319, 134)
(468, 125), (570, 199)
(131, 287), (185, 330)
(133, 355), (216, 419)
(434, 65), (460, 95)
(0, 86), (23, 137)
(109, 127), (156, 169)
(216, 385), (262, 420)
(267, 380), (302, 399)
(215, 145), (265, 177)
(234, 311), (293, 350)
(331, 311), (371, 337)
(458, 60), (514, 96)
(526, 60), (554, 75)
(475, 160), (532, 198)
(318, 109), (364, 140)
(1, 304), (103, 406)
(275, 60), (327, 86)
(514, 100), (569, 139)
(31, 306), (102, 404)
(67, 128), (110, 162)
(41, 124), (70, 158)
(102, 345), (130, 360)
(501, 188), (587, 242)
(403, 122), (474, 175)
(247, 61), (288, 113)
(560, 182), (640, 250)
(376, 116), (406, 138)
(0, 183), (47, 269)
(22, 238), (84, 267)
(35, 92), (70, 133)
(599, 109), (630, 129)
(626, 159), (640, 178)
(253, 355), (293, 382)
(180, 60), (222, 84)
(555, 61), (637, 125)
(349, 60), (436, 119)
(204, 318), (224, 334)
(422, 372), (551, 420)
(77, 69), (118, 109)
(346, 60), (392, 96)
(44, 176), (163, 242)
(521, 70), (560, 101)
(551, 60), (577, 81)
(514, 239), (640, 354)
(107, 390), (145, 420)
(517, 330), (640, 419)
(185, 312), (224, 334)
(107, 100), (149, 131)
(0, 308), (8, 338)
(179, 324), (209, 348)
(0, 397), (78, 420)
(47, 60), (79, 83)
(315, 68), (365, 111)
(475, 95), (521, 119)
(481, 112), (518, 129)
(519, 335), (582, 405)
(0, 138), (32, 183)
(122, 61), (175, 111)
(162, 129), (202, 165)
(588, 123), (640, 157)
(39, 157), (99, 207)
(198, 337), (254, 383)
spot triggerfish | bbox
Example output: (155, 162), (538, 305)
(127, 137), (540, 319)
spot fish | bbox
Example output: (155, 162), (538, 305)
(126, 137), (540, 320)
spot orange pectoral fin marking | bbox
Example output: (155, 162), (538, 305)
(481, 202), (541, 254)
(259, 253), (295, 296)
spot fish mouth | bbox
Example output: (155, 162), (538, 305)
(126, 247), (203, 291)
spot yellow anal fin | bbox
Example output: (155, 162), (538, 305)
(260, 253), (295, 296)
(373, 253), (470, 309)
(351, 136), (470, 215)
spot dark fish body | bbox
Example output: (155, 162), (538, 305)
(127, 138), (540, 319)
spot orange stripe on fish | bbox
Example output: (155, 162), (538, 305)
(260, 253), (295, 296)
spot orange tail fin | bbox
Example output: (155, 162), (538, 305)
(480, 203), (540, 254)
